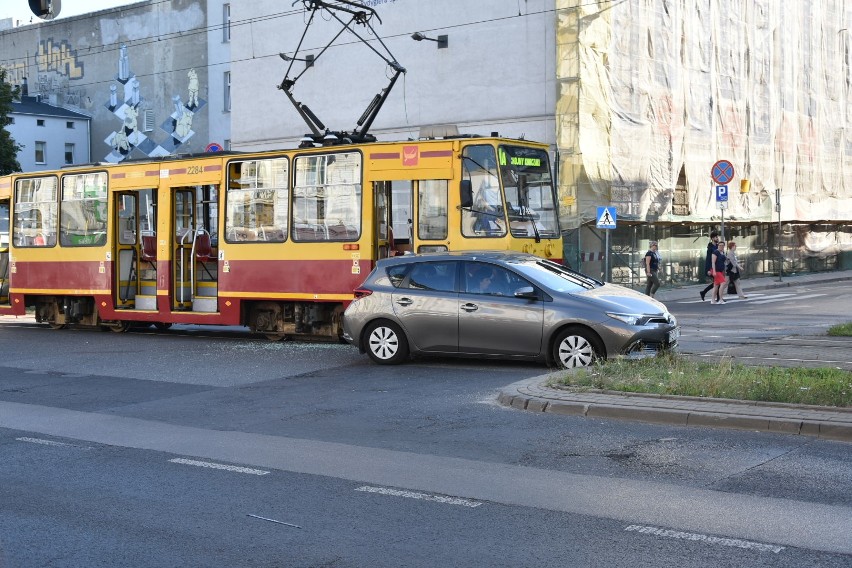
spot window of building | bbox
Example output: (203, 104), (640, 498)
(224, 71), (231, 112)
(37, 119), (45, 127)
(60, 172), (108, 246)
(13, 176), (58, 247)
(293, 152), (362, 241)
(35, 141), (46, 164)
(66, 121), (75, 129)
(64, 143), (75, 165)
(224, 139), (231, 151)
(225, 158), (289, 242)
(223, 3), (231, 42)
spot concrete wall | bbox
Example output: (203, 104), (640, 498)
(0, 0), (213, 165)
(230, 0), (556, 151)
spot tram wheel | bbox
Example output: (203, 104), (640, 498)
(108, 322), (131, 333)
(47, 323), (67, 330)
(265, 333), (288, 342)
(153, 322), (173, 331)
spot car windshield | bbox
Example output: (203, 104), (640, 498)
(509, 259), (601, 293)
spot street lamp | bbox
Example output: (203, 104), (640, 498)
(411, 32), (448, 49)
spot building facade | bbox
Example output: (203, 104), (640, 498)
(9, 93), (91, 171)
(0, 0), (225, 165)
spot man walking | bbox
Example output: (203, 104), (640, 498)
(700, 231), (721, 301)
(644, 241), (661, 298)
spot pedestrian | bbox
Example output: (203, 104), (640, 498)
(700, 231), (721, 301)
(710, 240), (728, 304)
(644, 240), (661, 298)
(725, 241), (747, 299)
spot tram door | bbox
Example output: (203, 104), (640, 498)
(113, 189), (157, 309)
(0, 198), (9, 306)
(170, 185), (218, 312)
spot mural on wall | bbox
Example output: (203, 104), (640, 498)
(103, 44), (206, 163)
(0, 38), (89, 109)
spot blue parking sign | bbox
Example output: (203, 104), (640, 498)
(716, 185), (729, 202)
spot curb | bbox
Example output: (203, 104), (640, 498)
(498, 376), (852, 442)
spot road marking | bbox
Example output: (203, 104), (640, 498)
(168, 458), (270, 475)
(750, 293), (826, 304)
(625, 524), (784, 553)
(698, 353), (852, 366)
(16, 436), (89, 449)
(355, 485), (483, 508)
(247, 514), (302, 529)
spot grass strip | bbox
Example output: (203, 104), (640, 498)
(549, 352), (852, 407)
(827, 322), (852, 336)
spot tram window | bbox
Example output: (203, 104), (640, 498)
(60, 172), (108, 247)
(460, 145), (506, 238)
(226, 158), (288, 243)
(498, 145), (560, 238)
(0, 202), (9, 247)
(417, 180), (448, 240)
(13, 176), (58, 247)
(293, 152), (361, 242)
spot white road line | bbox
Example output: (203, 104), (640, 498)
(168, 458), (270, 476)
(625, 524), (784, 554)
(15, 437), (89, 449)
(355, 485), (482, 508)
(750, 293), (826, 304)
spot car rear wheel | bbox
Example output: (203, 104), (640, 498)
(553, 327), (603, 368)
(364, 320), (409, 365)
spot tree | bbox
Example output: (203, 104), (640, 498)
(0, 67), (22, 175)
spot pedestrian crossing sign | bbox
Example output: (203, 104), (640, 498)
(596, 206), (617, 229)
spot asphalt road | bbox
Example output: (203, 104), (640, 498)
(1, 281), (851, 566)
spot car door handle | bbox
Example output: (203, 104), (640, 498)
(395, 298), (413, 306)
(460, 303), (479, 312)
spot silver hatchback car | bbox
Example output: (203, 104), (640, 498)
(343, 251), (678, 368)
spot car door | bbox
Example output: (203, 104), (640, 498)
(391, 260), (459, 353)
(458, 262), (544, 356)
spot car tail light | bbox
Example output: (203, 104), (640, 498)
(353, 288), (373, 298)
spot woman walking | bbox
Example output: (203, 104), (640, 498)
(710, 240), (728, 304)
(725, 241), (747, 299)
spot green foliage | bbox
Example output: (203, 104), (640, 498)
(550, 352), (852, 407)
(827, 322), (852, 337)
(0, 67), (23, 175)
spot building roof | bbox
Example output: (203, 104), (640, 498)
(11, 96), (91, 120)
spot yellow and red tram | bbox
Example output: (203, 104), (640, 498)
(0, 136), (562, 339)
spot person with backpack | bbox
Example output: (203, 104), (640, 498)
(700, 231), (721, 301)
(643, 240), (662, 298)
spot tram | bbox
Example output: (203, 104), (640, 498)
(0, 136), (562, 339)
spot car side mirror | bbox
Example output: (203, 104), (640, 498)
(460, 180), (472, 208)
(513, 286), (537, 299)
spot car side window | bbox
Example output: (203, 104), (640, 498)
(406, 261), (457, 292)
(464, 262), (532, 297)
(386, 265), (410, 288)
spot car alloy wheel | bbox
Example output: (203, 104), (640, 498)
(365, 320), (409, 365)
(553, 327), (602, 368)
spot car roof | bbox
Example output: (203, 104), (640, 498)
(375, 250), (541, 267)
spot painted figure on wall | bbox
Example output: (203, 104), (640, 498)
(187, 68), (199, 108)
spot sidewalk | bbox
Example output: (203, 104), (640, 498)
(498, 269), (852, 442)
(653, 268), (852, 303)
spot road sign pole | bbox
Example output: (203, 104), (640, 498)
(604, 230), (610, 282)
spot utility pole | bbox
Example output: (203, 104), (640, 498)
(776, 188), (782, 282)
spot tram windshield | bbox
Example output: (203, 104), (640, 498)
(498, 145), (559, 239)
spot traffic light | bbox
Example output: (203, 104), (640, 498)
(28, 0), (61, 20)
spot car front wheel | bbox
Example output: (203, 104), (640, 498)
(553, 327), (603, 368)
(364, 320), (409, 365)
